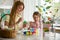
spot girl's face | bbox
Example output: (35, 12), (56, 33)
(33, 15), (40, 22)
(16, 5), (23, 13)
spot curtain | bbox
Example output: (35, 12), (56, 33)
(14, 0), (24, 2)
(24, 0), (38, 21)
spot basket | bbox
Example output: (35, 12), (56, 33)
(0, 29), (16, 38)
(0, 14), (17, 38)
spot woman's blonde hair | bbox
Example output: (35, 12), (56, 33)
(9, 1), (24, 28)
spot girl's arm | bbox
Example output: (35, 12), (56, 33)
(5, 21), (9, 26)
(16, 17), (22, 24)
(29, 21), (34, 28)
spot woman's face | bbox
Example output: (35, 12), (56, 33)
(33, 15), (40, 22)
(16, 5), (24, 13)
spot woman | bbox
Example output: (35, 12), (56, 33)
(5, 1), (24, 30)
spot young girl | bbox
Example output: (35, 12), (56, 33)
(4, 1), (24, 30)
(30, 12), (41, 29)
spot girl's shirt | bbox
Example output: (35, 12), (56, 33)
(4, 13), (23, 30)
(15, 13), (23, 30)
(30, 21), (41, 29)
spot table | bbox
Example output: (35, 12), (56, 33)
(0, 32), (60, 40)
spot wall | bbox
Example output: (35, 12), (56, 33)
(0, 0), (14, 6)
(0, 0), (14, 20)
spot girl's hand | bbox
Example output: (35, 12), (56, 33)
(35, 22), (41, 28)
(5, 21), (9, 26)
(16, 18), (23, 24)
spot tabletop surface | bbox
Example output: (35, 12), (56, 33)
(0, 32), (60, 40)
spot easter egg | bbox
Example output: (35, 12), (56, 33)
(36, 29), (39, 35)
(28, 31), (30, 35)
(30, 32), (32, 35)
(34, 29), (36, 33)
(23, 31), (26, 35)
(26, 31), (29, 35)
(36, 31), (38, 35)
(30, 28), (34, 32)
(32, 32), (34, 34)
(32, 31), (36, 35)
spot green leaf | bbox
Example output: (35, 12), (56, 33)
(45, 0), (50, 2)
(46, 6), (51, 9)
(55, 9), (59, 12)
(36, 6), (42, 12)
